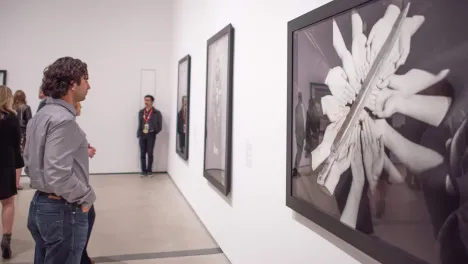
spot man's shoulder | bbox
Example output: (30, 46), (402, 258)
(34, 106), (75, 127)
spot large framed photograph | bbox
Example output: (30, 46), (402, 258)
(176, 55), (191, 160)
(0, 70), (6, 85)
(203, 24), (235, 196)
(286, 0), (468, 263)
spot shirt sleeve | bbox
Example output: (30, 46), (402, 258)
(137, 111), (142, 138)
(44, 120), (95, 205)
(158, 111), (163, 134)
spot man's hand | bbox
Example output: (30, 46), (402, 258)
(88, 145), (96, 158)
(81, 204), (91, 213)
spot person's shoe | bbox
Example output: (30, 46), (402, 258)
(1, 233), (12, 259)
(147, 172), (154, 178)
(140, 172), (147, 177)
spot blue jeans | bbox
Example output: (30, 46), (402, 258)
(81, 205), (95, 264)
(27, 191), (89, 264)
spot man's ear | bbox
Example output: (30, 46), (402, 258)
(69, 81), (77, 91)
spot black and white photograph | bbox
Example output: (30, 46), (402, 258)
(286, 0), (468, 263)
(0, 70), (6, 85)
(176, 55), (191, 161)
(203, 24), (235, 196)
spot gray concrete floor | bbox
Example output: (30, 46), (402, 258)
(1, 174), (230, 264)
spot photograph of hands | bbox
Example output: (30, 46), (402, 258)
(290, 0), (468, 263)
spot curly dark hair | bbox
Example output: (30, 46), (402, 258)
(40, 57), (88, 99)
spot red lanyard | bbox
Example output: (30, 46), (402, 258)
(143, 108), (153, 123)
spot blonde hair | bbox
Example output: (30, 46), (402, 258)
(0, 85), (16, 117)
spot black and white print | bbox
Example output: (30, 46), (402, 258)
(0, 70), (6, 85)
(176, 55), (190, 161)
(203, 24), (234, 195)
(289, 0), (468, 263)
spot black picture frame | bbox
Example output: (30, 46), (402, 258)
(286, 0), (457, 263)
(0, 70), (6, 85)
(203, 24), (235, 196)
(176, 55), (191, 161)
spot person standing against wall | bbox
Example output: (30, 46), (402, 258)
(0, 85), (24, 259)
(137, 95), (162, 177)
(37, 87), (46, 112)
(24, 57), (95, 263)
(12, 90), (32, 190)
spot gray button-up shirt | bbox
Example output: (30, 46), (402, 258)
(24, 97), (96, 206)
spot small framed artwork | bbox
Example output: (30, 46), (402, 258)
(287, 0), (468, 263)
(203, 24), (235, 196)
(176, 55), (191, 161)
(0, 70), (6, 85)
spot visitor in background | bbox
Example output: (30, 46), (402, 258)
(24, 57), (95, 263)
(0, 85), (24, 259)
(75, 102), (96, 264)
(12, 90), (32, 190)
(37, 87), (46, 112)
(137, 95), (162, 177)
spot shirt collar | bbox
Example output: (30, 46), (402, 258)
(45, 97), (77, 116)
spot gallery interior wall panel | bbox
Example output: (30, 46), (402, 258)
(0, 0), (173, 174)
(167, 0), (379, 263)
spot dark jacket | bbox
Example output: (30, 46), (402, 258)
(0, 111), (24, 169)
(37, 99), (46, 112)
(137, 107), (162, 138)
(15, 104), (32, 133)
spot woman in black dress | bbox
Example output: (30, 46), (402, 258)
(0, 85), (24, 259)
(12, 90), (32, 190)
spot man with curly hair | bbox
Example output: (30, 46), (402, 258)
(23, 57), (95, 263)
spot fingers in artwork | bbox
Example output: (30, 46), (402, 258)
(360, 121), (368, 151)
(378, 135), (385, 156)
(344, 88), (356, 103)
(377, 78), (389, 90)
(355, 125), (362, 156)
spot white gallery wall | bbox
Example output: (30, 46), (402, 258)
(168, 0), (379, 264)
(0, 0), (172, 174)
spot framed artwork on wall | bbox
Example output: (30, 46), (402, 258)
(0, 70), (6, 85)
(176, 55), (191, 161)
(203, 24), (235, 196)
(286, 0), (468, 263)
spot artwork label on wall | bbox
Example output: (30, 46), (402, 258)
(203, 24), (235, 196)
(286, 0), (468, 263)
(0, 70), (6, 85)
(176, 55), (191, 161)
